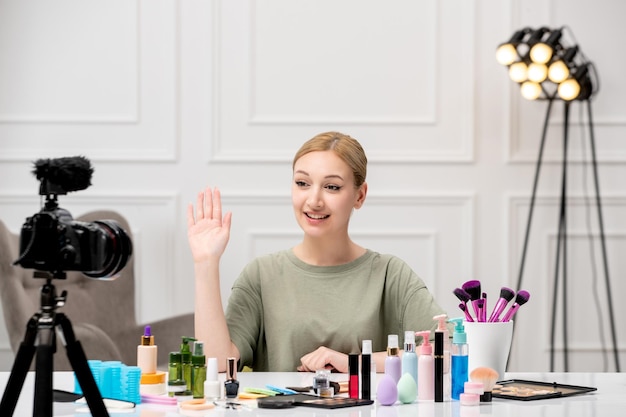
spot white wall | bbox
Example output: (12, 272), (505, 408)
(0, 0), (624, 372)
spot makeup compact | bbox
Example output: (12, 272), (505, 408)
(492, 380), (597, 401)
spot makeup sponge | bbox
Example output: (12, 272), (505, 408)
(397, 373), (417, 404)
(377, 374), (398, 406)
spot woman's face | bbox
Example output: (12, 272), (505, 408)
(292, 150), (366, 239)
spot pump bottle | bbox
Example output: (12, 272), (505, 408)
(384, 334), (402, 383)
(401, 330), (418, 385)
(449, 317), (469, 400)
(416, 330), (434, 401)
(180, 337), (196, 395)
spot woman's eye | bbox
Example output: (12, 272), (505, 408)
(295, 180), (308, 187)
(326, 185), (342, 191)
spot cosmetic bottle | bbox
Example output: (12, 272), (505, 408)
(179, 337), (196, 395)
(137, 325), (157, 375)
(361, 339), (374, 400)
(167, 351), (186, 397)
(449, 317), (469, 400)
(204, 358), (220, 400)
(349, 353), (359, 399)
(191, 341), (207, 399)
(402, 330), (418, 385)
(434, 330), (444, 402)
(385, 334), (402, 383)
(224, 357), (239, 398)
(416, 330), (434, 401)
(434, 314), (451, 400)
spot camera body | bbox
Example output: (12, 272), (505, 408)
(14, 156), (132, 279)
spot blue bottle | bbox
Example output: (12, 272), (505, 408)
(449, 317), (469, 400)
(401, 330), (418, 385)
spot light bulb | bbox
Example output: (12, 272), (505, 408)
(496, 44), (518, 66)
(548, 60), (570, 83)
(527, 63), (548, 82)
(529, 42), (553, 64)
(521, 81), (542, 100)
(508, 61), (528, 83)
(558, 78), (581, 101)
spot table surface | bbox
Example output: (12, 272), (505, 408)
(1, 371), (624, 416)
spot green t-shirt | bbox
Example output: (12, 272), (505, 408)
(225, 249), (447, 371)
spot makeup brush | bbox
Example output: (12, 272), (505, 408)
(469, 367), (499, 402)
(461, 280), (482, 319)
(488, 287), (516, 322)
(501, 290), (530, 322)
(453, 288), (474, 321)
(458, 302), (474, 322)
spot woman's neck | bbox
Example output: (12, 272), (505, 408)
(292, 237), (366, 266)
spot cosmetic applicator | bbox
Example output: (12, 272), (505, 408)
(501, 290), (531, 322)
(453, 288), (474, 322)
(488, 287), (516, 322)
(469, 367), (499, 402)
(462, 280), (482, 319)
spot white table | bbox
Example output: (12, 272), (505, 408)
(1, 371), (624, 416)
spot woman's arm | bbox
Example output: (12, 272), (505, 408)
(188, 187), (239, 371)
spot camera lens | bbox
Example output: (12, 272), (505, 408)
(82, 220), (133, 279)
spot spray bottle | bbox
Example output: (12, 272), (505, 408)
(449, 317), (469, 400)
(401, 330), (418, 385)
(191, 341), (207, 398)
(384, 334), (402, 383)
(416, 330), (434, 401)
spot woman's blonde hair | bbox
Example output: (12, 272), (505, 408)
(292, 132), (367, 188)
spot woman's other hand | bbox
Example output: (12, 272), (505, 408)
(187, 187), (232, 263)
(297, 346), (349, 373)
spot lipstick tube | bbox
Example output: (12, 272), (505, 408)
(434, 331), (444, 402)
(349, 353), (359, 399)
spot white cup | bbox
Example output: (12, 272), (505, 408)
(464, 321), (513, 381)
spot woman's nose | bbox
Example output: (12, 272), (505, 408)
(307, 189), (323, 209)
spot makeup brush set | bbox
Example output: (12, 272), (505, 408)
(453, 280), (530, 322)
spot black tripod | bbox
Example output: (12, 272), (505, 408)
(515, 98), (620, 372)
(0, 274), (109, 417)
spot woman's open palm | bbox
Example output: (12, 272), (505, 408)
(187, 187), (232, 262)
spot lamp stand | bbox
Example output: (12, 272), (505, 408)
(514, 98), (620, 372)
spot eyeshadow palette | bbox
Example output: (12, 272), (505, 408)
(492, 379), (597, 401)
(257, 394), (374, 409)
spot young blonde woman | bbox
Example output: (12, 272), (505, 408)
(188, 131), (448, 372)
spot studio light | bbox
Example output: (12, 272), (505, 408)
(496, 27), (595, 101)
(496, 27), (620, 374)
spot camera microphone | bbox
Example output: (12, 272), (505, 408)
(33, 156), (93, 195)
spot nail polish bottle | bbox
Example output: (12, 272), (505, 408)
(224, 357), (239, 398)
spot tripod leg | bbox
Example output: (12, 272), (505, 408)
(56, 313), (109, 417)
(0, 317), (39, 416)
(33, 327), (55, 417)
(587, 100), (621, 372)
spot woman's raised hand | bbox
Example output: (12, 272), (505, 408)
(187, 187), (232, 263)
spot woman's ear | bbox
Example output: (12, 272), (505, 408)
(354, 182), (368, 209)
